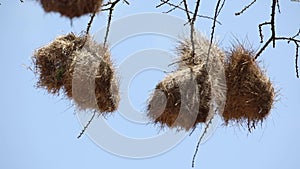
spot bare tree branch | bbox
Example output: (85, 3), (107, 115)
(255, 30), (300, 78)
(216, 0), (226, 17)
(253, 0), (278, 56)
(156, 0), (170, 8)
(237, 0), (300, 78)
(270, 0), (277, 47)
(156, 0), (222, 25)
(162, 0), (183, 13)
(85, 12), (97, 35)
(207, 0), (225, 62)
(235, 0), (257, 16)
(276, 0), (281, 13)
(77, 111), (96, 139)
(182, 0), (197, 59)
(295, 44), (299, 78)
(181, 0), (202, 63)
(192, 116), (214, 168)
(101, 0), (129, 47)
(255, 37), (273, 58)
(258, 22), (271, 43)
(192, 0), (201, 22)
(182, 0), (191, 22)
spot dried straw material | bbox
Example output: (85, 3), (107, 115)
(33, 33), (119, 113)
(33, 33), (84, 95)
(147, 33), (227, 131)
(223, 46), (275, 130)
(40, 0), (103, 18)
(147, 64), (211, 131)
(176, 33), (225, 68)
(71, 41), (120, 112)
(177, 33), (227, 122)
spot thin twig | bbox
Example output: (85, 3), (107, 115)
(77, 111), (96, 139)
(270, 0), (277, 47)
(104, 4), (114, 47)
(182, 0), (196, 60)
(255, 34), (300, 78)
(255, 37), (273, 58)
(255, 0), (278, 56)
(258, 22), (271, 43)
(216, 0), (226, 17)
(157, 0), (222, 24)
(191, 116), (214, 168)
(189, 126), (196, 136)
(163, 1), (183, 14)
(86, 12), (96, 35)
(235, 0), (257, 16)
(102, 0), (129, 48)
(207, 0), (225, 63)
(295, 46), (299, 78)
(156, 0), (169, 8)
(182, 0), (191, 22)
(290, 29), (300, 39)
(192, 0), (201, 22)
(276, 0), (281, 13)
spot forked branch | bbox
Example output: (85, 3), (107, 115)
(101, 0), (130, 47)
(156, 0), (221, 24)
(255, 30), (300, 78)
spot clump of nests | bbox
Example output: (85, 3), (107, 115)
(147, 33), (275, 132)
(33, 33), (119, 113)
(147, 34), (226, 131)
(223, 46), (275, 131)
(39, 0), (103, 18)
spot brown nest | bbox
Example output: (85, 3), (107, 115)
(33, 33), (84, 95)
(223, 46), (275, 131)
(147, 33), (227, 131)
(40, 0), (103, 18)
(33, 33), (119, 113)
(71, 41), (120, 112)
(176, 34), (227, 123)
(147, 64), (211, 131)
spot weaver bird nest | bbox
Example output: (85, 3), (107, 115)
(223, 46), (275, 131)
(147, 65), (211, 131)
(33, 33), (119, 113)
(39, 0), (103, 18)
(148, 33), (274, 132)
(147, 33), (226, 131)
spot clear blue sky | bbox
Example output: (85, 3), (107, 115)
(0, 1), (299, 169)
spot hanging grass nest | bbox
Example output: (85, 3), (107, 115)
(33, 33), (119, 113)
(33, 33), (83, 95)
(71, 40), (120, 112)
(39, 0), (103, 19)
(147, 33), (227, 131)
(223, 46), (275, 131)
(147, 64), (211, 131)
